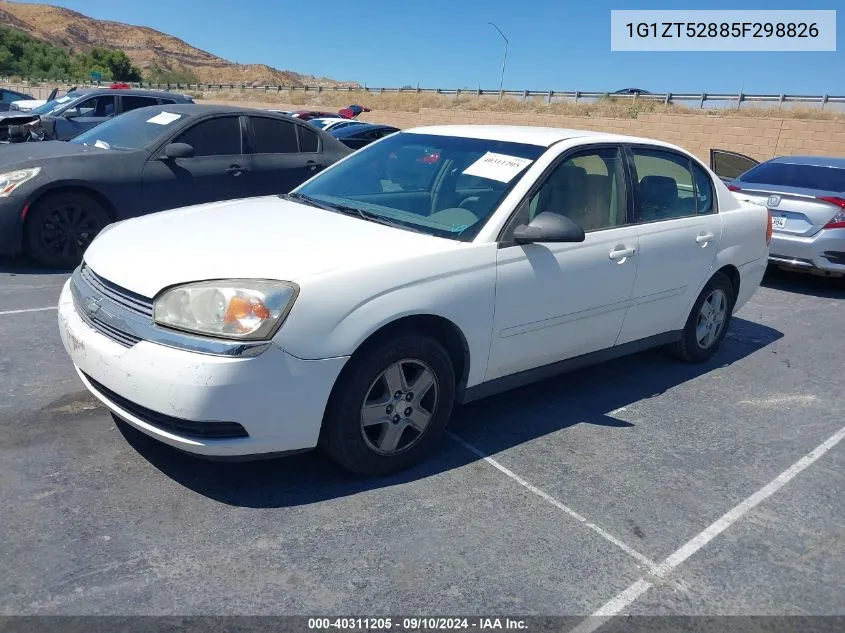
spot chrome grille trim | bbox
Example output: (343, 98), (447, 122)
(80, 263), (153, 318)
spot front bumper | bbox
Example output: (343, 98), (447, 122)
(58, 280), (349, 457)
(769, 227), (845, 276)
(0, 196), (25, 256)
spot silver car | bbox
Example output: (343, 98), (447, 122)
(711, 150), (845, 278)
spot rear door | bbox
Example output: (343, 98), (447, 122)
(119, 95), (161, 115)
(141, 114), (252, 212)
(710, 149), (760, 184)
(244, 115), (327, 195)
(617, 145), (722, 344)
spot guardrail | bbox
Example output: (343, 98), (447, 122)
(4, 78), (844, 109)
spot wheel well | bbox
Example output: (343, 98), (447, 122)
(352, 315), (470, 394)
(25, 186), (116, 232)
(716, 264), (741, 304)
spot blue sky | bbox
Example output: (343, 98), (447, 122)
(17, 0), (844, 94)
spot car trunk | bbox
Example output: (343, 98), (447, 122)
(729, 184), (842, 237)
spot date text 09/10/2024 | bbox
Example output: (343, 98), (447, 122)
(307, 617), (528, 630)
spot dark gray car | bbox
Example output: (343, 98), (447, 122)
(0, 88), (194, 143)
(0, 104), (351, 267)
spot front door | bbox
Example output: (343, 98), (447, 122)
(55, 95), (116, 140)
(617, 146), (722, 344)
(141, 115), (252, 213)
(488, 145), (639, 380)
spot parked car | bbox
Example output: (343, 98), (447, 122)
(330, 123), (400, 149)
(308, 117), (366, 132)
(0, 87), (36, 112)
(711, 149), (845, 278)
(57, 125), (770, 476)
(612, 88), (652, 95)
(10, 87), (61, 113)
(0, 87), (194, 143)
(0, 104), (351, 267)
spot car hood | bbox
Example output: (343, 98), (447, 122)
(0, 141), (108, 167)
(82, 196), (464, 298)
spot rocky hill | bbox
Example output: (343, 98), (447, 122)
(0, 1), (356, 87)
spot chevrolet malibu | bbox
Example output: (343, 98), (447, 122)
(58, 126), (771, 476)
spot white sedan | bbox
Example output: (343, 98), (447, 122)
(308, 117), (366, 132)
(58, 125), (771, 475)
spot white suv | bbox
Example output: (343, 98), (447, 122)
(58, 125), (771, 475)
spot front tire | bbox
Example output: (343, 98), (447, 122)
(319, 333), (456, 476)
(25, 192), (110, 268)
(668, 272), (735, 363)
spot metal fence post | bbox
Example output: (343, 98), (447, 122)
(822, 94), (829, 109)
(548, 90), (553, 104)
(699, 93), (706, 108)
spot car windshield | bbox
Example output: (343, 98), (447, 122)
(31, 94), (77, 116)
(739, 162), (845, 192)
(69, 108), (185, 151)
(293, 132), (546, 240)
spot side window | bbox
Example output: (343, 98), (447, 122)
(691, 161), (716, 215)
(158, 98), (177, 105)
(297, 125), (319, 153)
(121, 96), (158, 113)
(71, 96), (116, 118)
(528, 146), (627, 232)
(250, 117), (298, 154)
(0, 90), (19, 104)
(630, 147), (697, 222)
(174, 116), (242, 157)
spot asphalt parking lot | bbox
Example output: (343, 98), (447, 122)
(1, 259), (843, 626)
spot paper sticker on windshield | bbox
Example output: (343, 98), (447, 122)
(94, 140), (110, 150)
(147, 112), (182, 125)
(462, 152), (533, 183)
(57, 96), (72, 103)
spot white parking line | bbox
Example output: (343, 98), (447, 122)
(447, 431), (660, 575)
(0, 306), (57, 316)
(569, 422), (845, 633)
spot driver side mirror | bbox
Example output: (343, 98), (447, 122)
(162, 142), (194, 160)
(512, 212), (585, 245)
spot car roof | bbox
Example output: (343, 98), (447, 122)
(402, 125), (691, 151)
(67, 88), (192, 100)
(768, 155), (845, 169)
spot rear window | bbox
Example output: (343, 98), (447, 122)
(739, 162), (845, 192)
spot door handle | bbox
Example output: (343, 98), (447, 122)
(609, 247), (636, 263)
(225, 165), (245, 176)
(306, 159), (320, 171)
(696, 232), (715, 245)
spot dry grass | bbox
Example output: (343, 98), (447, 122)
(196, 89), (845, 121)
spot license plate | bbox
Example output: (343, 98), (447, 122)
(770, 214), (787, 230)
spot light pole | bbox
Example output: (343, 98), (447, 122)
(488, 22), (508, 99)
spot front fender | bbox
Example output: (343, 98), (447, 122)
(276, 245), (498, 388)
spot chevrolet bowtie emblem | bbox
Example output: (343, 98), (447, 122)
(767, 195), (781, 208)
(84, 297), (102, 316)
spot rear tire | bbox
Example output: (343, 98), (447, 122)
(25, 192), (110, 269)
(319, 333), (456, 477)
(668, 272), (735, 363)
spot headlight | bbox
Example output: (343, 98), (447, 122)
(0, 167), (40, 196)
(153, 280), (298, 341)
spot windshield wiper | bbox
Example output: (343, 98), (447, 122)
(282, 193), (421, 233)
